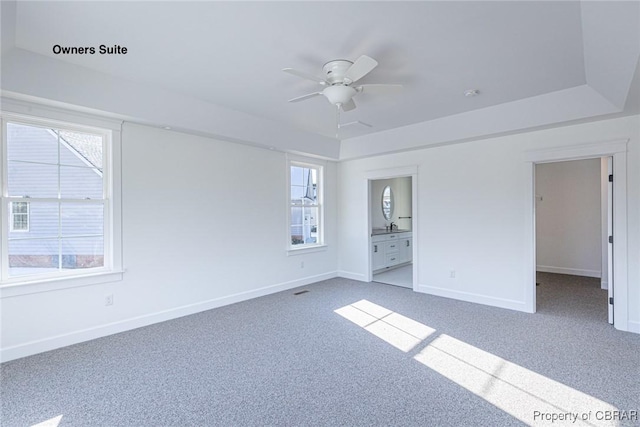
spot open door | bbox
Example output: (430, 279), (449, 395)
(528, 141), (628, 330)
(607, 156), (614, 324)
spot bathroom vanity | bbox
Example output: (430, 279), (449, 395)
(371, 231), (412, 272)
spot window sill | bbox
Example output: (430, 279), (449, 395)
(0, 269), (124, 298)
(287, 244), (328, 256)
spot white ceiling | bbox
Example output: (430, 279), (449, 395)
(1, 1), (639, 159)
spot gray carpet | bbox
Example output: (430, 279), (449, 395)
(2, 274), (639, 426)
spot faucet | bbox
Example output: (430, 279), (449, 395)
(390, 222), (396, 231)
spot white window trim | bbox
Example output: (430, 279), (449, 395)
(0, 99), (123, 296)
(286, 155), (326, 254)
(9, 201), (29, 232)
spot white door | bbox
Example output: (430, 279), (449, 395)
(607, 156), (614, 324)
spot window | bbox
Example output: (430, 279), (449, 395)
(10, 201), (29, 232)
(1, 116), (115, 282)
(288, 160), (323, 249)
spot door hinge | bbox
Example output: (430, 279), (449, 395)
(609, 174), (613, 182)
(609, 297), (614, 305)
(609, 235), (613, 244)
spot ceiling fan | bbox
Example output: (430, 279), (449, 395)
(282, 55), (402, 113)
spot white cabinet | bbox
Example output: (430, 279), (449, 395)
(399, 236), (413, 264)
(385, 240), (400, 266)
(372, 232), (412, 272)
(372, 241), (386, 270)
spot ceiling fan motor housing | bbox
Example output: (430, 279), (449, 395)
(322, 59), (354, 85)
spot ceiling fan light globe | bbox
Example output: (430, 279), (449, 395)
(322, 85), (357, 105)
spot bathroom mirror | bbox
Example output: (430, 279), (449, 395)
(382, 185), (394, 220)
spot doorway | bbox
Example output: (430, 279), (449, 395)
(371, 177), (413, 288)
(526, 139), (628, 331)
(365, 166), (418, 290)
(534, 158), (612, 323)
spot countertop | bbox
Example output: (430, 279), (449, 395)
(371, 228), (411, 236)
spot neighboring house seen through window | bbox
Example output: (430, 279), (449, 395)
(289, 161), (323, 249)
(10, 201), (29, 232)
(2, 119), (109, 280)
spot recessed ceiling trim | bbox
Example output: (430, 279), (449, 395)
(340, 85), (621, 160)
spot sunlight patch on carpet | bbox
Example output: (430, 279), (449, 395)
(31, 415), (63, 427)
(335, 299), (435, 352)
(414, 335), (620, 426)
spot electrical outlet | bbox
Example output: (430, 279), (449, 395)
(105, 294), (114, 306)
(449, 270), (456, 279)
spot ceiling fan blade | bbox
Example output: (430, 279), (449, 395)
(288, 92), (322, 103)
(282, 68), (327, 85)
(339, 120), (373, 129)
(341, 99), (356, 112)
(357, 84), (403, 93)
(344, 55), (378, 84)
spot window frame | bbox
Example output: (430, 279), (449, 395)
(0, 101), (123, 295)
(287, 156), (326, 253)
(9, 201), (29, 232)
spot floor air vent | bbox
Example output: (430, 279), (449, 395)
(294, 290), (309, 295)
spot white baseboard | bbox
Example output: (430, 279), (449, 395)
(627, 320), (640, 334)
(337, 270), (368, 282)
(417, 284), (528, 312)
(536, 265), (601, 278)
(601, 280), (608, 290)
(0, 271), (338, 363)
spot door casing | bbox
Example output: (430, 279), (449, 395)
(525, 140), (628, 331)
(365, 166), (418, 290)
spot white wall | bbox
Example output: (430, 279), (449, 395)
(338, 115), (640, 332)
(3, 114), (639, 362)
(535, 159), (602, 278)
(370, 177), (412, 230)
(0, 123), (339, 361)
